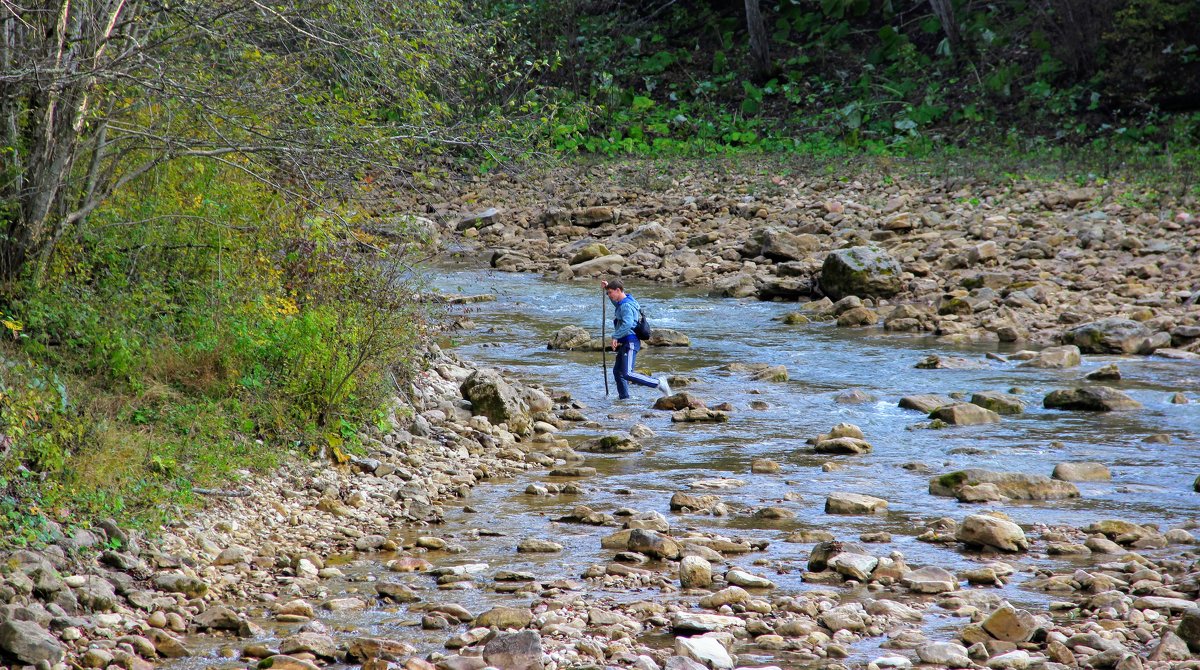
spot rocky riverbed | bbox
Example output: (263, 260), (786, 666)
(2, 162), (1199, 670)
(411, 162), (1199, 355)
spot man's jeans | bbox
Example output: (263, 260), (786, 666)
(613, 339), (657, 399)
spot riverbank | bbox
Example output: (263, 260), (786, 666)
(416, 159), (1198, 355)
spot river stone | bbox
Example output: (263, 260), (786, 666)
(1044, 386), (1142, 411)
(1087, 363), (1122, 380)
(671, 491), (722, 511)
(346, 637), (417, 662)
(820, 603), (869, 632)
(145, 628), (191, 658)
(153, 572), (208, 599)
(260, 655), (321, 670)
(461, 368), (533, 434)
(0, 620), (64, 664)
(916, 642), (971, 668)
(820, 246), (903, 300)
(1052, 462), (1111, 482)
(664, 657), (708, 670)
(1018, 345), (1081, 368)
(710, 273), (758, 298)
(517, 538), (562, 553)
(699, 586), (750, 609)
(987, 650), (1032, 670)
(982, 604), (1037, 642)
(956, 483), (1003, 503)
(671, 612), (743, 633)
(1134, 596), (1197, 613)
(808, 540), (869, 572)
(750, 365), (788, 382)
(547, 326), (596, 351)
(814, 437), (873, 454)
(750, 227), (820, 261)
(1150, 631), (1192, 661)
(1065, 318), (1154, 354)
(957, 514), (1029, 552)
(280, 632), (338, 659)
(482, 630), (543, 670)
(929, 469), (1080, 500)
(569, 243), (610, 265)
(901, 566), (957, 594)
(835, 389), (875, 404)
(828, 553), (878, 581)
(825, 492), (888, 514)
(570, 254), (625, 277)
(646, 329), (691, 346)
(931, 403), (1001, 426)
(75, 574), (119, 611)
(1176, 609), (1200, 652)
(679, 556), (713, 588)
(672, 408), (729, 423)
(970, 392), (1025, 415)
(675, 636), (734, 670)
(627, 529), (681, 560)
(899, 394), (954, 413)
(655, 393), (707, 411)
(578, 434), (641, 453)
(476, 606), (533, 630)
(725, 568), (775, 589)
(194, 605), (241, 630)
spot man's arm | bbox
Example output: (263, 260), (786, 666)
(611, 301), (635, 341)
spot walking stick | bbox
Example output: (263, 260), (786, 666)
(601, 289), (610, 396)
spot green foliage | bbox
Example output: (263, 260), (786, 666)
(474, 0), (1200, 161)
(0, 158), (439, 546)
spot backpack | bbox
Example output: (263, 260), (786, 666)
(633, 309), (652, 341)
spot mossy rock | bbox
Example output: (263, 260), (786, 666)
(818, 246), (904, 301)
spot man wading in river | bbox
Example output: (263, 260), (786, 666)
(602, 278), (671, 400)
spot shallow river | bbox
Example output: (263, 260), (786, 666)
(181, 260), (1200, 666)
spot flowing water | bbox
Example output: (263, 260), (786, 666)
(176, 259), (1200, 666)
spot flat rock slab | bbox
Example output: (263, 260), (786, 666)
(1044, 386), (1143, 411)
(899, 394), (955, 413)
(671, 408), (730, 423)
(1052, 462), (1112, 482)
(930, 469), (1080, 500)
(970, 391), (1026, 415)
(670, 612), (745, 633)
(826, 492), (888, 514)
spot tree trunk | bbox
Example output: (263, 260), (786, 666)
(930, 0), (961, 57)
(744, 0), (771, 82)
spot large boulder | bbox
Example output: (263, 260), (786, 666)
(1065, 318), (1154, 354)
(970, 391), (1025, 415)
(461, 369), (532, 434)
(546, 325), (599, 351)
(930, 469), (1079, 500)
(0, 620), (65, 664)
(1043, 387), (1142, 411)
(569, 254), (625, 277)
(484, 630), (544, 670)
(957, 513), (1029, 552)
(747, 228), (820, 262)
(819, 246), (904, 300)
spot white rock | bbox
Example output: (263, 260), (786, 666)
(675, 636), (734, 669)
